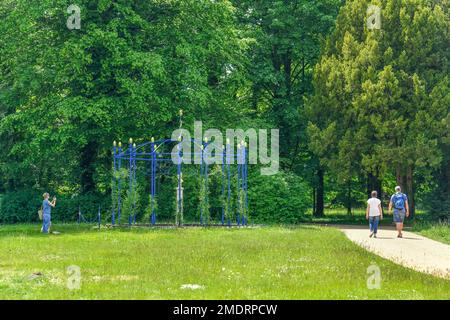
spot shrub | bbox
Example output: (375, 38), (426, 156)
(0, 190), (109, 223)
(423, 191), (450, 222)
(142, 195), (158, 224)
(120, 185), (142, 224)
(0, 170), (312, 225)
(0, 190), (41, 223)
(248, 171), (310, 224)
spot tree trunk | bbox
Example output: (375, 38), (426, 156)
(396, 165), (414, 218)
(312, 187), (316, 216)
(346, 181), (352, 216)
(315, 168), (324, 217)
(80, 141), (98, 194)
(443, 160), (450, 198)
(367, 172), (382, 199)
(377, 173), (383, 203)
(396, 165), (407, 191)
(406, 165), (415, 218)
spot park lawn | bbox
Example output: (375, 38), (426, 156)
(413, 222), (450, 245)
(0, 224), (449, 300)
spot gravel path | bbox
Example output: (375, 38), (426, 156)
(337, 225), (450, 279)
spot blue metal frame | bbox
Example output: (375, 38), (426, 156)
(111, 137), (249, 227)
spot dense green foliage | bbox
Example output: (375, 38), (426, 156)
(248, 171), (310, 223)
(0, 0), (448, 223)
(0, 0), (248, 193)
(0, 191), (107, 223)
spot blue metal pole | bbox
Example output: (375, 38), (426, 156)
(237, 145), (241, 226)
(200, 146), (204, 225)
(227, 142), (231, 227)
(244, 145), (248, 225)
(243, 145), (248, 226)
(241, 145), (245, 226)
(150, 142), (153, 225)
(151, 141), (156, 225)
(177, 143), (182, 226)
(98, 205), (101, 229)
(112, 143), (116, 226)
(153, 144), (157, 225)
(128, 139), (133, 226)
(155, 143), (158, 225)
(221, 145), (225, 225)
(205, 149), (209, 226)
(133, 143), (137, 224)
(118, 143), (122, 223)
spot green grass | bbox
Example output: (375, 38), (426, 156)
(0, 223), (449, 299)
(413, 221), (450, 245)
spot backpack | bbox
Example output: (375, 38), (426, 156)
(393, 193), (405, 210)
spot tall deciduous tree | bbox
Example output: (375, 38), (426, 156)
(232, 1), (341, 216)
(0, 0), (247, 193)
(232, 0), (341, 161)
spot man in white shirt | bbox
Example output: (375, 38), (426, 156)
(366, 190), (383, 238)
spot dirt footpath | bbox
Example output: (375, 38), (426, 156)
(337, 225), (450, 279)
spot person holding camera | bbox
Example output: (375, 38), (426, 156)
(41, 193), (56, 234)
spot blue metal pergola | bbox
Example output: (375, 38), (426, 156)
(111, 136), (249, 227)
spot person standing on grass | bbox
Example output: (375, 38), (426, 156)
(41, 193), (56, 234)
(366, 191), (383, 238)
(388, 186), (409, 238)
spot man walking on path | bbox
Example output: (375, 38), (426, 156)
(388, 186), (409, 238)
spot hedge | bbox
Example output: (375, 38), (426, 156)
(248, 171), (310, 224)
(0, 190), (109, 223)
(1, 170), (310, 224)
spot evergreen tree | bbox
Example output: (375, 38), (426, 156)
(308, 0), (449, 217)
